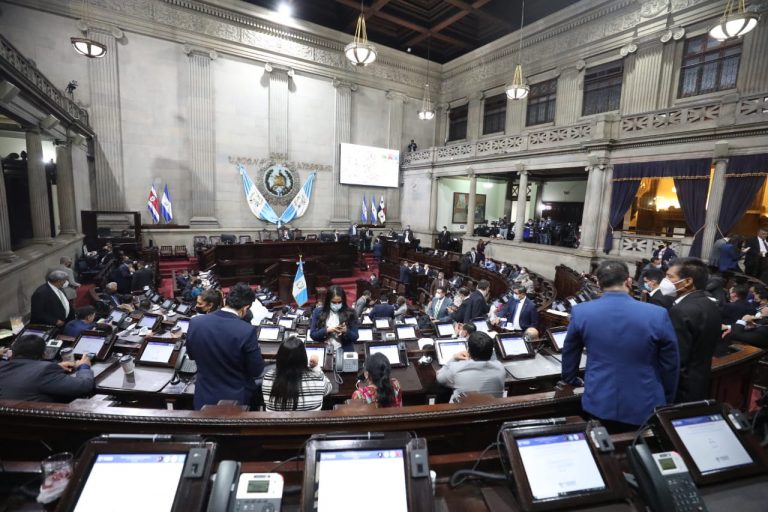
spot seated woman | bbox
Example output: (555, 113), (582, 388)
(393, 295), (408, 321)
(261, 336), (332, 411)
(309, 285), (359, 351)
(351, 352), (402, 407)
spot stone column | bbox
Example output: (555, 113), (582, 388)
(466, 170), (477, 235)
(88, 26), (125, 210)
(185, 45), (218, 227)
(737, 24), (768, 95)
(506, 95), (526, 135)
(55, 141), (78, 235)
(386, 91), (407, 224)
(26, 130), (52, 241)
(700, 142), (729, 261)
(514, 167), (528, 242)
(596, 165), (615, 253)
(331, 80), (356, 224)
(621, 42), (663, 115)
(0, 164), (15, 260)
(428, 172), (439, 233)
(435, 103), (449, 146)
(579, 157), (607, 253)
(267, 66), (290, 158)
(555, 62), (584, 125)
(467, 92), (484, 141)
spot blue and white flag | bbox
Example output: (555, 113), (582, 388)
(361, 193), (368, 224)
(370, 194), (378, 225)
(160, 184), (173, 223)
(293, 259), (308, 306)
(238, 164), (280, 224)
(278, 172), (316, 225)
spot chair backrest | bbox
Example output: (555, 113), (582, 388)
(260, 229), (272, 241)
(306, 233), (318, 240)
(221, 234), (236, 245)
(238, 235), (252, 244)
(209, 235), (221, 245)
(193, 236), (208, 246)
(160, 245), (173, 257)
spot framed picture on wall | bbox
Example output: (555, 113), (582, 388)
(452, 192), (486, 224)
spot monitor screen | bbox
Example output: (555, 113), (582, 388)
(296, 308), (305, 316)
(175, 304), (190, 315)
(516, 432), (606, 501)
(361, 316), (373, 325)
(151, 294), (161, 303)
(20, 327), (48, 339)
(671, 414), (753, 475)
(339, 143), (400, 189)
(161, 300), (174, 310)
(358, 328), (374, 342)
(107, 310), (126, 324)
(551, 331), (567, 350)
(396, 326), (416, 340)
(375, 318), (390, 330)
(140, 342), (175, 364)
(258, 326), (280, 341)
(138, 315), (158, 329)
(175, 319), (190, 335)
(73, 335), (105, 356)
(316, 449), (407, 512)
(500, 336), (529, 356)
(472, 320), (489, 332)
(74, 453), (186, 512)
(437, 340), (467, 365)
(403, 317), (418, 326)
(369, 344), (400, 366)
(278, 317), (294, 329)
(435, 323), (454, 337)
(305, 346), (326, 367)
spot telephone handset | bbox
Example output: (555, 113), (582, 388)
(626, 443), (708, 512)
(334, 346), (358, 373)
(206, 460), (240, 512)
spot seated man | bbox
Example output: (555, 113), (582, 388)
(725, 306), (768, 349)
(436, 331), (506, 402)
(63, 306), (97, 338)
(0, 335), (94, 402)
(495, 285), (538, 331)
(354, 290), (372, 320)
(721, 285), (755, 326)
(370, 294), (395, 319)
(484, 259), (497, 272)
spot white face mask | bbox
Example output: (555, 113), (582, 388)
(659, 277), (680, 296)
(435, 294), (443, 300)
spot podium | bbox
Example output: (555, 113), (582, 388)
(267, 257), (330, 305)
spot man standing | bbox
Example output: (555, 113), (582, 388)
(399, 260), (411, 286)
(496, 285), (538, 331)
(426, 286), (450, 322)
(402, 225), (414, 245)
(459, 279), (491, 323)
(438, 226), (451, 250)
(665, 258), (722, 402)
(354, 290), (372, 320)
(131, 262), (154, 291)
(186, 283), (265, 410)
(642, 268), (674, 309)
(709, 235), (728, 270)
(429, 271), (450, 296)
(561, 260), (679, 430)
(653, 242), (677, 269)
(30, 270), (74, 327)
(744, 228), (768, 278)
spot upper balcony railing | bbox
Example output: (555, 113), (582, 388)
(403, 92), (768, 167)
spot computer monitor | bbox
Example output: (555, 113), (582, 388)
(106, 309), (127, 325)
(174, 303), (192, 316)
(137, 313), (162, 331)
(435, 339), (467, 366)
(654, 402), (768, 485)
(403, 317), (418, 326)
(150, 293), (162, 304)
(72, 332), (113, 360)
(434, 322), (455, 338)
(56, 439), (215, 512)
(374, 318), (392, 330)
(175, 318), (190, 335)
(496, 334), (535, 360)
(256, 325), (283, 343)
(501, 421), (627, 511)
(161, 299), (175, 311)
(395, 325), (417, 341)
(137, 339), (178, 367)
(301, 433), (432, 512)
(357, 328), (374, 342)
(277, 317), (296, 330)
(361, 315), (373, 325)
(365, 342), (406, 368)
(17, 324), (54, 342)
(304, 344), (326, 369)
(472, 319), (490, 333)
(546, 327), (568, 353)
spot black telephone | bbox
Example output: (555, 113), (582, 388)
(206, 460), (240, 512)
(176, 350), (198, 375)
(626, 443), (708, 512)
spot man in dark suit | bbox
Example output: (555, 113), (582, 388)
(131, 262), (154, 291)
(457, 279), (490, 324)
(399, 261), (411, 286)
(402, 225), (414, 245)
(429, 272), (450, 296)
(426, 286), (451, 322)
(496, 285), (538, 331)
(744, 228), (768, 278)
(0, 334), (94, 402)
(368, 273), (380, 288)
(370, 294), (395, 319)
(721, 285), (755, 325)
(30, 270), (75, 327)
(652, 242), (677, 269)
(186, 283), (265, 410)
(438, 226), (451, 250)
(666, 258), (721, 403)
(469, 248), (478, 265)
(726, 306), (768, 348)
(562, 260), (679, 430)
(642, 268), (674, 309)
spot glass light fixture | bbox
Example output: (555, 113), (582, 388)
(506, 0), (529, 100)
(418, 35), (435, 120)
(709, 0), (759, 40)
(71, 37), (107, 58)
(345, 1), (377, 66)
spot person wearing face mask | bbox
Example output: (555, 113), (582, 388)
(310, 285), (359, 352)
(402, 225), (414, 245)
(195, 288), (223, 314)
(494, 285), (538, 331)
(457, 279), (491, 324)
(642, 268), (674, 309)
(30, 270), (75, 327)
(561, 260), (679, 432)
(185, 282), (265, 410)
(427, 287), (451, 322)
(665, 258), (722, 403)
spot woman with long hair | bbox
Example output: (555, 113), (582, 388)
(351, 352), (402, 407)
(262, 336), (332, 411)
(309, 285), (359, 351)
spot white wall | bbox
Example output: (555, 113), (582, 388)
(434, 177), (507, 231)
(0, 134), (57, 163)
(540, 180), (587, 202)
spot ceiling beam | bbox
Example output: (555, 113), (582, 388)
(442, 0), (514, 32)
(404, 0), (492, 48)
(345, 0), (393, 32)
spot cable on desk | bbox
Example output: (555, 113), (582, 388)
(449, 441), (506, 488)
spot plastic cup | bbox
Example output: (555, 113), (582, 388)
(41, 452), (73, 491)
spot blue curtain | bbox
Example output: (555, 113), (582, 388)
(613, 159), (711, 180)
(717, 154), (768, 235)
(603, 180), (641, 254)
(674, 178), (708, 257)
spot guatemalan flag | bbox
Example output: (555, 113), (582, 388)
(370, 194), (378, 225)
(160, 184), (173, 223)
(147, 185), (160, 224)
(238, 164), (280, 224)
(292, 259), (308, 306)
(278, 172), (317, 225)
(378, 195), (386, 224)
(361, 193), (368, 224)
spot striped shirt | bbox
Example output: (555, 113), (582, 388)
(261, 366), (332, 411)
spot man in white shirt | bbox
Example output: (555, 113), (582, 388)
(745, 228), (768, 278)
(30, 270), (74, 326)
(436, 331), (506, 402)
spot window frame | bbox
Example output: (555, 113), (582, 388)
(448, 103), (469, 142)
(677, 34), (742, 99)
(581, 61), (624, 116)
(482, 93), (507, 135)
(526, 78), (558, 126)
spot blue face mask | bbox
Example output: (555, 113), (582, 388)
(330, 303), (342, 313)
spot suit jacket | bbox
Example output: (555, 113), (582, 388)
(370, 303), (395, 319)
(426, 296), (450, 320)
(648, 288), (675, 310)
(499, 298), (538, 331)
(309, 308), (359, 350)
(718, 243), (741, 272)
(709, 237), (727, 267)
(402, 229), (414, 244)
(728, 322), (768, 349)
(744, 237), (764, 276)
(668, 291), (721, 403)
(562, 292), (679, 426)
(30, 283), (74, 326)
(185, 310), (265, 410)
(0, 358), (94, 402)
(63, 319), (96, 338)
(652, 247), (677, 265)
(721, 298), (755, 325)
(131, 267), (154, 291)
(429, 278), (450, 295)
(459, 291), (489, 324)
(354, 296), (369, 319)
(438, 230), (451, 249)
(399, 266), (411, 284)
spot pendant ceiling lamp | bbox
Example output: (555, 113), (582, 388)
(71, 0), (106, 58)
(709, 0), (759, 41)
(345, 0), (377, 66)
(506, 0), (529, 100)
(418, 36), (435, 120)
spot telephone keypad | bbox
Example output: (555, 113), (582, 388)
(667, 476), (707, 511)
